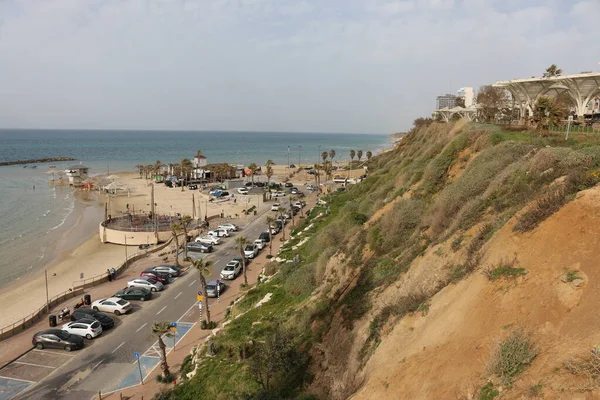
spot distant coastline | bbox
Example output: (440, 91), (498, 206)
(0, 157), (76, 166)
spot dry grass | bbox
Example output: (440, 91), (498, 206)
(514, 188), (567, 233)
(489, 329), (537, 386)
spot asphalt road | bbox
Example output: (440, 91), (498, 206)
(16, 200), (286, 400)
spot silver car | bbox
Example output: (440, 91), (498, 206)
(206, 281), (227, 298)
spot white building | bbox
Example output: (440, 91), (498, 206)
(65, 165), (89, 187)
(457, 87), (475, 107)
(192, 151), (208, 179)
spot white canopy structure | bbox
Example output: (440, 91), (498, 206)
(494, 72), (600, 120)
(435, 106), (478, 122)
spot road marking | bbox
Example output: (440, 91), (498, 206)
(225, 251), (229, 255)
(215, 259), (221, 264)
(174, 292), (182, 300)
(0, 375), (35, 383)
(135, 323), (148, 333)
(177, 301), (200, 322)
(157, 306), (167, 314)
(13, 361), (55, 368)
(92, 359), (104, 370)
(188, 279), (197, 287)
(112, 342), (125, 353)
(31, 349), (74, 356)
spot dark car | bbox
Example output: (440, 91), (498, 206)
(255, 182), (265, 187)
(284, 182), (293, 188)
(233, 255), (250, 265)
(186, 242), (213, 253)
(71, 308), (114, 330)
(259, 232), (270, 242)
(114, 287), (152, 301)
(140, 270), (171, 284)
(32, 329), (84, 352)
(188, 184), (198, 190)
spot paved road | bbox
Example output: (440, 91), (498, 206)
(13, 201), (286, 400)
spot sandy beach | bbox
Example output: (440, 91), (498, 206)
(0, 163), (345, 329)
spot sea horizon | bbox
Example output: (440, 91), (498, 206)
(0, 128), (391, 291)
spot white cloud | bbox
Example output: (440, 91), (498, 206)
(0, 0), (597, 133)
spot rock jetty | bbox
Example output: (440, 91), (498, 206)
(0, 157), (77, 166)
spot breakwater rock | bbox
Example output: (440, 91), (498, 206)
(0, 157), (77, 166)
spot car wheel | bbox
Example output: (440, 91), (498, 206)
(140, 296), (146, 301)
(151, 287), (157, 292)
(64, 345), (72, 352)
(93, 306), (99, 311)
(36, 343), (44, 350)
(114, 310), (121, 316)
(86, 334), (92, 340)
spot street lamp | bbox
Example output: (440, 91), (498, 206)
(124, 235), (134, 268)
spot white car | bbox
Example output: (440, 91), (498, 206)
(244, 244), (259, 258)
(220, 260), (242, 280)
(218, 223), (238, 232)
(254, 239), (265, 250)
(273, 191), (286, 197)
(271, 203), (281, 211)
(269, 225), (280, 235)
(208, 229), (230, 237)
(293, 201), (305, 208)
(62, 319), (103, 339)
(237, 187), (249, 195)
(317, 199), (327, 206)
(91, 297), (132, 315)
(127, 277), (164, 292)
(195, 235), (221, 245)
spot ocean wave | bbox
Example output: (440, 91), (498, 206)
(43, 209), (51, 217)
(46, 201), (75, 234)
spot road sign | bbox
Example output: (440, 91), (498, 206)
(197, 294), (204, 301)
(134, 352), (140, 359)
(170, 327), (177, 332)
(171, 322), (177, 328)
(198, 291), (202, 295)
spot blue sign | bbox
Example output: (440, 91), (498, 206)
(171, 322), (177, 328)
(216, 279), (220, 284)
(197, 291), (202, 295)
(134, 352), (140, 360)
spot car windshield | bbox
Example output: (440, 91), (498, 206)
(91, 321), (100, 329)
(117, 299), (128, 306)
(224, 265), (234, 271)
(146, 278), (157, 284)
(206, 284), (216, 290)
(57, 330), (70, 340)
(245, 246), (253, 251)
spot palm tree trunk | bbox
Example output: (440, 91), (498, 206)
(240, 246), (248, 285)
(268, 231), (272, 255)
(173, 234), (180, 266)
(157, 337), (171, 378)
(199, 274), (211, 323)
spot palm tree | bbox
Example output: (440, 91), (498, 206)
(145, 165), (153, 180)
(180, 158), (193, 190)
(265, 160), (274, 194)
(154, 160), (163, 176)
(235, 236), (249, 285)
(366, 151), (373, 161)
(288, 199), (295, 228)
(248, 163), (259, 186)
(180, 215), (192, 261)
(329, 149), (336, 165)
(357, 150), (363, 163)
(349, 149), (356, 167)
(151, 321), (175, 379)
(193, 258), (213, 324)
(170, 223), (182, 266)
(136, 164), (144, 178)
(321, 152), (328, 180)
(266, 216), (275, 255)
(279, 209), (287, 241)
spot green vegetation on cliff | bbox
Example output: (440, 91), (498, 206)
(156, 121), (600, 399)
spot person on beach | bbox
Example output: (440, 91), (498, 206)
(33, 185), (35, 191)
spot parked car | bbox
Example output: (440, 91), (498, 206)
(195, 235), (221, 245)
(218, 223), (238, 232)
(127, 277), (164, 292)
(61, 319), (102, 339)
(244, 244), (259, 258)
(271, 203), (281, 211)
(237, 187), (249, 195)
(140, 270), (171, 284)
(254, 239), (265, 250)
(114, 287), (152, 301)
(188, 184), (198, 190)
(284, 182), (294, 188)
(208, 229), (230, 238)
(32, 329), (84, 351)
(289, 187), (299, 193)
(259, 232), (271, 242)
(273, 191), (286, 197)
(294, 191), (305, 197)
(307, 169), (316, 175)
(255, 182), (265, 187)
(150, 264), (182, 277)
(220, 260), (242, 280)
(91, 297), (132, 315)
(70, 308), (114, 330)
(293, 201), (306, 208)
(186, 242), (213, 253)
(206, 281), (227, 298)
(233, 255), (249, 265)
(269, 225), (279, 235)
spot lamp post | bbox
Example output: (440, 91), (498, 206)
(124, 235), (134, 268)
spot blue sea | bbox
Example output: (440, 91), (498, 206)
(0, 129), (391, 288)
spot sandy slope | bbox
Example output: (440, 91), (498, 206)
(350, 186), (600, 399)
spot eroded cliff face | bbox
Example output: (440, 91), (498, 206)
(305, 122), (600, 399)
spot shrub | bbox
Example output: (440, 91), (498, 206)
(514, 188), (567, 232)
(478, 381), (499, 400)
(563, 268), (582, 282)
(451, 235), (464, 252)
(483, 257), (526, 281)
(489, 329), (537, 386)
(467, 223), (494, 255)
(201, 320), (217, 330)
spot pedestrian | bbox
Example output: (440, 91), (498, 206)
(33, 185), (35, 191)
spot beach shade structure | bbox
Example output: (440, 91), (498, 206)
(107, 174), (120, 181)
(46, 170), (56, 182)
(102, 181), (122, 194)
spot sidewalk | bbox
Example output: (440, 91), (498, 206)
(97, 192), (317, 400)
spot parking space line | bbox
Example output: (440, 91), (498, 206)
(0, 375), (35, 383)
(92, 360), (104, 370)
(157, 306), (167, 314)
(177, 301), (200, 322)
(174, 292), (182, 300)
(188, 279), (197, 287)
(112, 342), (125, 353)
(135, 323), (147, 333)
(13, 361), (55, 369)
(31, 349), (74, 357)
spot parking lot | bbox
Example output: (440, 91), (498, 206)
(0, 349), (74, 400)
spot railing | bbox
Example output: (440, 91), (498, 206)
(0, 237), (174, 342)
(549, 124), (599, 134)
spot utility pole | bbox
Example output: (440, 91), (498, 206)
(45, 270), (49, 312)
(287, 146), (290, 170)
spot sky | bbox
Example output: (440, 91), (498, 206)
(0, 0), (599, 133)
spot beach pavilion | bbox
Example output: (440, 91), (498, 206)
(493, 72), (600, 122)
(435, 106), (478, 122)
